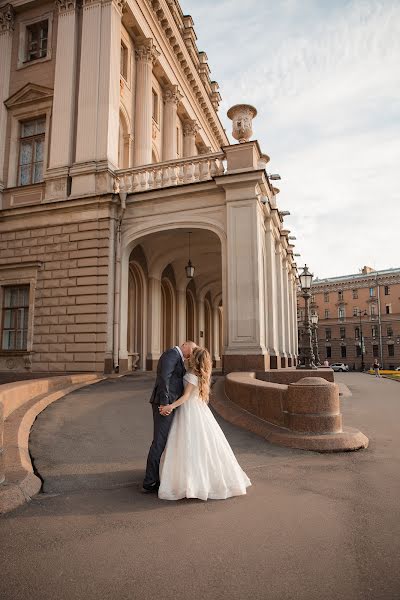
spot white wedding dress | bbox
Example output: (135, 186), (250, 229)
(158, 372), (251, 501)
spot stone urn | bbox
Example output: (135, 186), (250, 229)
(227, 104), (257, 143)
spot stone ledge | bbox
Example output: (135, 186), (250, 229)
(0, 374), (104, 515)
(211, 378), (369, 453)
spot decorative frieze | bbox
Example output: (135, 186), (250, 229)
(182, 119), (200, 137)
(55, 0), (80, 13)
(0, 4), (15, 32)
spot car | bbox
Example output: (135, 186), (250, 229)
(395, 367), (400, 371)
(330, 363), (349, 372)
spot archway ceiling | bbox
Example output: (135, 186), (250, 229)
(135, 229), (222, 295)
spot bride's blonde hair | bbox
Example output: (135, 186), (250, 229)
(189, 346), (212, 402)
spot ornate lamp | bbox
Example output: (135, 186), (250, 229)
(185, 231), (195, 279)
(297, 264), (317, 370)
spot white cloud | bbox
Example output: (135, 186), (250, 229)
(184, 0), (400, 277)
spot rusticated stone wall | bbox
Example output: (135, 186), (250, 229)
(0, 200), (112, 374)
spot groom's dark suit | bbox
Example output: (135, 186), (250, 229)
(143, 347), (185, 490)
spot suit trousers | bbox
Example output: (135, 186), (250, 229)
(143, 403), (175, 488)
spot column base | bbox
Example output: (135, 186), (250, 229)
(146, 358), (159, 371)
(103, 357), (114, 374)
(223, 353), (268, 374)
(118, 358), (129, 374)
(269, 355), (278, 369)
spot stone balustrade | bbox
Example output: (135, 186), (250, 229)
(115, 152), (225, 194)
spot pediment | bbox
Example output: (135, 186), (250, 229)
(5, 83), (53, 109)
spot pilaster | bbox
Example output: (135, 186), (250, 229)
(182, 119), (199, 157)
(162, 84), (182, 161)
(72, 0), (125, 195)
(176, 288), (186, 345)
(133, 38), (160, 166)
(212, 305), (221, 367)
(0, 4), (15, 205)
(265, 219), (279, 367)
(146, 276), (162, 370)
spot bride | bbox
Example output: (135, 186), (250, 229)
(158, 346), (251, 501)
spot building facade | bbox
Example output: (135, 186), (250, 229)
(298, 266), (400, 370)
(0, 0), (298, 376)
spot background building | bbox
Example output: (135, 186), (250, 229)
(298, 266), (400, 370)
(0, 0), (298, 376)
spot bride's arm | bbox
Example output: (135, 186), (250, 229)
(159, 383), (196, 415)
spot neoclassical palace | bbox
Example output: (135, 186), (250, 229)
(0, 0), (298, 375)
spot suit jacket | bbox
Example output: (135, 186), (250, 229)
(149, 347), (185, 406)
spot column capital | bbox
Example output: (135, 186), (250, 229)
(135, 37), (160, 65)
(0, 4), (15, 32)
(163, 83), (183, 105)
(183, 118), (200, 137)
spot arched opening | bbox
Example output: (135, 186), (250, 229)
(161, 265), (176, 352)
(186, 287), (196, 341)
(119, 109), (131, 169)
(127, 245), (148, 370)
(204, 293), (212, 352)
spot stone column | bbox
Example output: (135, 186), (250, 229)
(147, 276), (162, 370)
(275, 243), (287, 368)
(162, 84), (182, 161)
(292, 276), (299, 359)
(282, 257), (292, 366)
(177, 288), (186, 345)
(0, 4), (15, 206)
(265, 220), (279, 367)
(197, 298), (205, 346)
(212, 305), (221, 367)
(72, 0), (124, 194)
(182, 119), (199, 157)
(133, 38), (159, 166)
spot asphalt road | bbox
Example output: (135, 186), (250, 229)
(1, 372), (399, 600)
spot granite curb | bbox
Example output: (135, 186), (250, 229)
(211, 377), (369, 453)
(0, 374), (104, 514)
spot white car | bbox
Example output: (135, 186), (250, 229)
(395, 367), (400, 371)
(330, 363), (349, 372)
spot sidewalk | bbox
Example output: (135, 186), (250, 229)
(0, 372), (399, 600)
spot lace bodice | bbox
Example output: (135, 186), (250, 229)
(183, 372), (198, 387)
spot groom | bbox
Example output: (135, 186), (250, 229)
(142, 341), (196, 492)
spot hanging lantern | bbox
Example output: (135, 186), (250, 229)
(185, 232), (195, 278)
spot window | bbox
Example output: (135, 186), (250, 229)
(371, 326), (377, 338)
(388, 345), (394, 357)
(338, 290), (343, 301)
(152, 90), (159, 124)
(369, 287), (375, 297)
(1, 285), (29, 351)
(324, 292), (329, 302)
(120, 41), (128, 80)
(372, 344), (379, 357)
(26, 20), (48, 62)
(311, 294), (315, 303)
(356, 345), (361, 357)
(387, 327), (393, 337)
(338, 307), (345, 320)
(326, 346), (332, 358)
(325, 328), (331, 341)
(355, 327), (360, 339)
(384, 286), (390, 296)
(353, 307), (359, 316)
(341, 346), (347, 358)
(340, 327), (346, 339)
(176, 127), (180, 156)
(385, 304), (392, 315)
(370, 305), (376, 316)
(18, 118), (45, 186)
(324, 309), (329, 319)
(352, 289), (358, 299)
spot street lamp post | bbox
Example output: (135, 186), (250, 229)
(310, 313), (321, 366)
(357, 309), (367, 371)
(297, 265), (317, 370)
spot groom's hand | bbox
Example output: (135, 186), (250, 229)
(159, 405), (172, 416)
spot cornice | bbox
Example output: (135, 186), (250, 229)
(144, 0), (227, 147)
(312, 274), (400, 292)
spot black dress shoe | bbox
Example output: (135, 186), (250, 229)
(141, 482), (160, 493)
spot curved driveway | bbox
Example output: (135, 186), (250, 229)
(0, 372), (399, 600)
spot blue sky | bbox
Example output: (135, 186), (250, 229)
(184, 0), (400, 279)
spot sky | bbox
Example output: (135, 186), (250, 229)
(184, 0), (400, 279)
